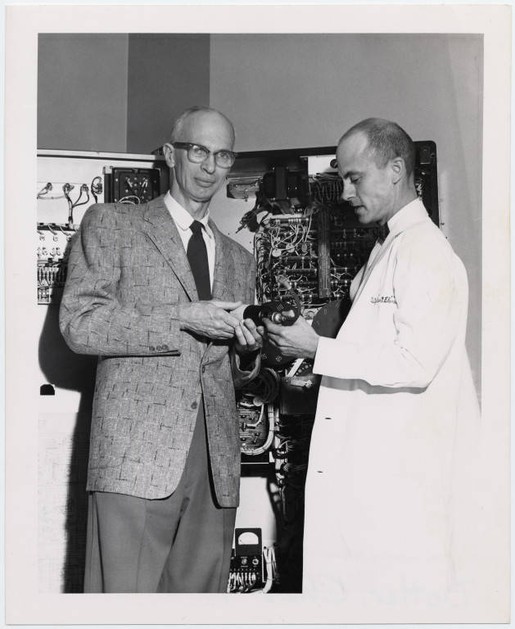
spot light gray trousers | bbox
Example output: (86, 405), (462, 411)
(83, 406), (236, 593)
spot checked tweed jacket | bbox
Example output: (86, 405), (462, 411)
(59, 195), (258, 507)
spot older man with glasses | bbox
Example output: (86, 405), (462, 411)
(60, 106), (263, 593)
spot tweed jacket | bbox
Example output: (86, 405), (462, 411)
(59, 195), (258, 506)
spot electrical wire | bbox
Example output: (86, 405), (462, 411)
(71, 184), (90, 210)
(118, 195), (141, 205)
(90, 176), (103, 202)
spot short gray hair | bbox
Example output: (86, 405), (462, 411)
(339, 118), (416, 178)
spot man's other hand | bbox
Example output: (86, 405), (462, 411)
(234, 319), (264, 355)
(263, 316), (319, 359)
(178, 301), (243, 340)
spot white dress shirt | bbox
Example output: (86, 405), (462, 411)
(164, 191), (216, 288)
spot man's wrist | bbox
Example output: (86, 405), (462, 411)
(173, 304), (191, 331)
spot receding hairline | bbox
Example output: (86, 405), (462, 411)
(335, 129), (376, 172)
(336, 117), (416, 177)
(169, 106), (235, 145)
(337, 128), (368, 152)
(338, 117), (398, 143)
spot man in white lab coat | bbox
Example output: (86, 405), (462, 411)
(264, 118), (482, 604)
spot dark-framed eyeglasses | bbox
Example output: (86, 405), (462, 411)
(172, 142), (237, 169)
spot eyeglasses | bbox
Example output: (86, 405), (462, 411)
(172, 142), (237, 169)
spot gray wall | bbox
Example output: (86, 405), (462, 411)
(127, 34), (210, 154)
(38, 33), (210, 154)
(38, 34), (129, 152)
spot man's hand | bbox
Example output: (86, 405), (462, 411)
(234, 319), (264, 355)
(177, 301), (242, 340)
(263, 316), (320, 359)
(231, 303), (248, 321)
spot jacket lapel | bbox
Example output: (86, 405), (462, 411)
(203, 220), (236, 365)
(142, 195), (198, 301)
(210, 221), (234, 301)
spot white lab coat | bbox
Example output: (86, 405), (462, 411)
(303, 199), (481, 605)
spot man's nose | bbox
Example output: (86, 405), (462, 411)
(201, 153), (217, 173)
(341, 182), (354, 202)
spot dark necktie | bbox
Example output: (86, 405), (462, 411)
(376, 223), (390, 244)
(187, 220), (212, 300)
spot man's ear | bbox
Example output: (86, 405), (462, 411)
(390, 157), (405, 184)
(163, 143), (175, 168)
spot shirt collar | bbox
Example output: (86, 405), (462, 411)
(164, 191), (213, 238)
(387, 197), (428, 236)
